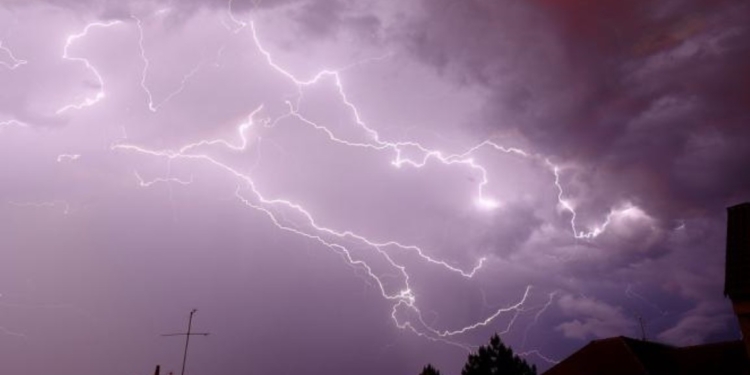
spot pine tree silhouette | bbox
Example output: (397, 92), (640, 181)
(419, 363), (442, 375)
(461, 334), (537, 375)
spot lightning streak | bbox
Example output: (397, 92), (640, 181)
(625, 284), (668, 316)
(0, 295), (27, 340)
(0, 119), (27, 130)
(0, 294), (96, 340)
(134, 171), (193, 187)
(8, 200), (70, 215)
(550, 161), (612, 238)
(113, 18), (618, 350)
(56, 153), (81, 162)
(0, 40), (27, 70)
(56, 20), (122, 115)
(413, 285), (532, 338)
(0, 325), (28, 339)
(133, 15), (205, 112)
(113, 112), (521, 346)
(521, 291), (558, 349)
(226, 0), (248, 33)
(250, 21), (610, 234)
(518, 350), (560, 365)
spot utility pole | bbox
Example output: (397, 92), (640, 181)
(162, 309), (209, 375)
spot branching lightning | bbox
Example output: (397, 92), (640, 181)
(113, 114), (506, 348)
(521, 291), (558, 348)
(133, 15), (206, 112)
(249, 21), (612, 233)
(0, 40), (27, 70)
(109, 13), (624, 351)
(225, 0), (248, 34)
(1, 6), (627, 366)
(56, 20), (122, 115)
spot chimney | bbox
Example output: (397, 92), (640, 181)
(725, 202), (750, 358)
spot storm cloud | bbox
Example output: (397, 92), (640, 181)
(1, 1), (748, 374)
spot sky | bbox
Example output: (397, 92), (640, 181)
(0, 0), (749, 374)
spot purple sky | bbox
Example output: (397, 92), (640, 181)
(1, 0), (749, 374)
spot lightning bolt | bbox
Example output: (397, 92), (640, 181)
(625, 284), (669, 316)
(225, 0), (248, 34)
(511, 292), (561, 366)
(249, 21), (614, 235)
(0, 294), (96, 341)
(133, 15), (206, 112)
(109, 15), (625, 350)
(518, 350), (560, 365)
(417, 286), (532, 338)
(8, 200), (71, 215)
(521, 291), (558, 349)
(0, 40), (27, 70)
(0, 294), (28, 340)
(56, 153), (81, 162)
(56, 20), (122, 115)
(549, 162), (617, 239)
(0, 119), (27, 130)
(0, 325), (28, 340)
(0, 2), (632, 364)
(113, 112), (519, 348)
(133, 170), (193, 187)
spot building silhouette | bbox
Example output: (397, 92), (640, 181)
(543, 202), (750, 375)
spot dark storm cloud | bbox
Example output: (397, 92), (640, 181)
(4, 0), (381, 40)
(289, 0), (381, 41)
(2, 0), (136, 18)
(404, 0), (750, 220)
(555, 294), (637, 340)
(2, 0), (747, 373)
(1, 0), (277, 12)
(397, 0), (750, 348)
(479, 202), (543, 257)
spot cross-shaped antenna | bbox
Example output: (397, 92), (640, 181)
(161, 309), (209, 375)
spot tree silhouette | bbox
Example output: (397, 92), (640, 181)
(461, 334), (537, 375)
(419, 364), (442, 375)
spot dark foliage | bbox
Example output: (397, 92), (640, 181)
(461, 334), (537, 375)
(419, 363), (442, 375)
